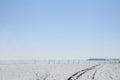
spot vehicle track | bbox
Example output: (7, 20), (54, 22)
(67, 64), (100, 80)
(91, 70), (97, 80)
(108, 72), (113, 80)
(91, 64), (104, 80)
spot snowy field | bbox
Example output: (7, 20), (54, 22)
(0, 60), (120, 80)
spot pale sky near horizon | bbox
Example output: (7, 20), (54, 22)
(0, 0), (120, 60)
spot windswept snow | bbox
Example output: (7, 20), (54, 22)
(0, 60), (119, 80)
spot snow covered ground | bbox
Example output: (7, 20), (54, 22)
(0, 60), (119, 80)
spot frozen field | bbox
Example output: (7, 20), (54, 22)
(0, 60), (120, 80)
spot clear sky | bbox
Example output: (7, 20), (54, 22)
(0, 0), (120, 60)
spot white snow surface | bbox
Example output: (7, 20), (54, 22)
(0, 60), (120, 80)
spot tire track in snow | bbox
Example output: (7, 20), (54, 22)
(91, 64), (104, 80)
(108, 72), (114, 80)
(67, 64), (100, 80)
(91, 70), (97, 80)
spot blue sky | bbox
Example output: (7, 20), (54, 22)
(0, 0), (120, 60)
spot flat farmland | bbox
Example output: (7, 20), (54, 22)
(0, 61), (119, 80)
